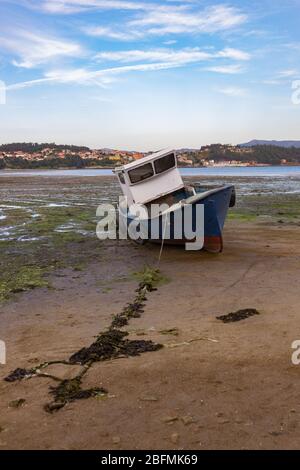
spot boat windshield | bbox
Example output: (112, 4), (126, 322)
(128, 163), (154, 184)
(118, 172), (125, 184)
(154, 153), (175, 174)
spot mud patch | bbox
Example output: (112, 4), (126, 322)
(5, 267), (164, 413)
(217, 308), (260, 323)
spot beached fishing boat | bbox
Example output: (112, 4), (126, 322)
(114, 149), (235, 253)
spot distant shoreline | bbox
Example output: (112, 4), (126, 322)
(1, 166), (300, 179)
(0, 165), (115, 171)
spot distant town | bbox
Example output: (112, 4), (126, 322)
(0, 142), (300, 169)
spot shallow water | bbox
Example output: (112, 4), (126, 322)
(181, 166), (300, 177)
(1, 166), (300, 178)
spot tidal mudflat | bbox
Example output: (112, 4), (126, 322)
(0, 176), (120, 302)
(0, 174), (300, 449)
(1, 173), (299, 302)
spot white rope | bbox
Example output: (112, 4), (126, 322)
(157, 212), (169, 266)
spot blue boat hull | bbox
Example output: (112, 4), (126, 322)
(121, 185), (235, 253)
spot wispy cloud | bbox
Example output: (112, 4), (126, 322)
(7, 77), (54, 91)
(216, 86), (247, 96)
(277, 69), (299, 78)
(95, 48), (208, 63)
(81, 4), (248, 40)
(94, 47), (250, 64)
(6, 41), (251, 91)
(1, 31), (82, 68)
(218, 47), (250, 61)
(262, 79), (282, 86)
(129, 4), (248, 36)
(284, 42), (300, 52)
(2, 2), (251, 98)
(163, 40), (177, 46)
(262, 69), (300, 86)
(40, 0), (149, 14)
(83, 25), (142, 41)
(205, 64), (244, 74)
(7, 61), (185, 90)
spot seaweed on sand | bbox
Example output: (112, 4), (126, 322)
(216, 308), (260, 323)
(4, 266), (164, 413)
(5, 368), (33, 382)
(69, 329), (129, 364)
(5, 360), (70, 383)
(44, 367), (107, 413)
(110, 290), (146, 329)
(69, 329), (162, 365)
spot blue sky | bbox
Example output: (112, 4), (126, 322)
(0, 0), (299, 150)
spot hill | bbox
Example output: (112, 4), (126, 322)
(0, 142), (90, 153)
(240, 140), (300, 148)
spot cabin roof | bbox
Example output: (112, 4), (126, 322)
(114, 148), (175, 172)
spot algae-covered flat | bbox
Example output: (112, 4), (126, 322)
(1, 174), (299, 303)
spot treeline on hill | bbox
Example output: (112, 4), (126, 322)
(198, 144), (300, 165)
(0, 142), (90, 153)
(249, 145), (300, 164)
(0, 155), (113, 170)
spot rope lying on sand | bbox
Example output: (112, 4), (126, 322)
(4, 267), (164, 413)
(157, 213), (169, 267)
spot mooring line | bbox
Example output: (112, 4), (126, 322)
(158, 213), (169, 266)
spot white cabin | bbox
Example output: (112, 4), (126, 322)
(114, 149), (184, 206)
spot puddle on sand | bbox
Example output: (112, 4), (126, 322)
(47, 203), (71, 208)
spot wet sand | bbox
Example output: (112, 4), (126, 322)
(1, 218), (300, 449)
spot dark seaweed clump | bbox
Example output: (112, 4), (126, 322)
(111, 297), (145, 328)
(44, 376), (107, 413)
(69, 329), (128, 364)
(5, 368), (33, 382)
(119, 339), (162, 356)
(69, 329), (162, 365)
(5, 360), (70, 383)
(217, 308), (260, 323)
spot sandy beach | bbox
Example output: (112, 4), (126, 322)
(0, 174), (300, 450)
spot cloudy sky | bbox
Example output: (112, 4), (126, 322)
(0, 0), (299, 150)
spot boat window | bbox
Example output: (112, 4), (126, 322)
(154, 153), (175, 174)
(118, 172), (125, 184)
(128, 163), (154, 184)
